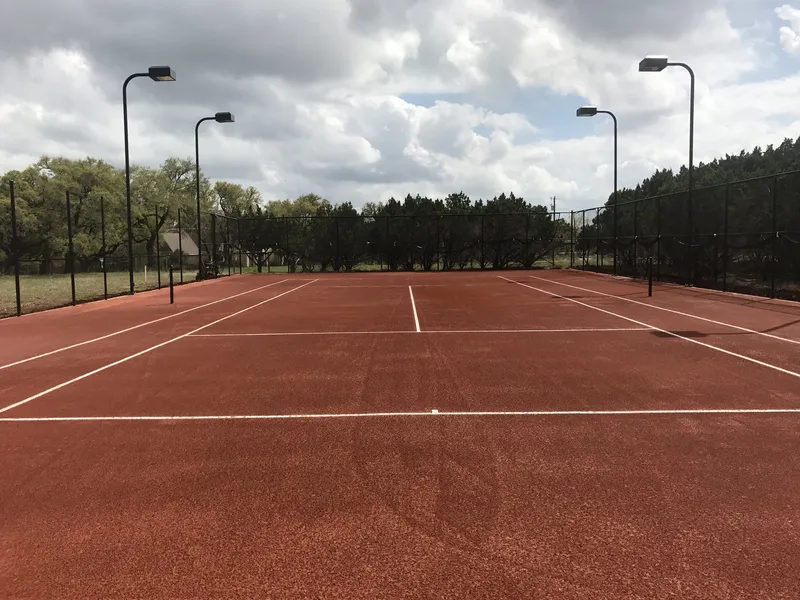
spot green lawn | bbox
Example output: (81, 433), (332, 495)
(0, 270), (199, 316)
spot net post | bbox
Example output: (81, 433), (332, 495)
(169, 263), (174, 304)
(9, 181), (22, 316)
(66, 190), (76, 306)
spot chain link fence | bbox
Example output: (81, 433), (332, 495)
(3, 170), (800, 317)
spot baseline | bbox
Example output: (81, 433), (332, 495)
(3, 407), (800, 423)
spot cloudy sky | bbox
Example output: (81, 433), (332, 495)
(0, 0), (799, 211)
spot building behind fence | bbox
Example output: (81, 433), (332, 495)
(2, 170), (799, 317)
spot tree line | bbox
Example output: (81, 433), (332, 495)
(2, 134), (799, 279)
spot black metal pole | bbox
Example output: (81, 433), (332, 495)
(176, 208), (184, 283)
(436, 215), (441, 271)
(195, 118), (211, 280)
(595, 207), (600, 269)
(100, 196), (108, 300)
(211, 213), (217, 277)
(648, 256), (653, 297)
(582, 212), (587, 271)
(169, 263), (174, 304)
(570, 210), (574, 268)
(284, 217), (289, 272)
(669, 62), (695, 282)
(722, 185), (729, 292)
(771, 175), (778, 299)
(633, 199), (639, 279)
(9, 181), (22, 316)
(237, 218), (243, 274)
(65, 191), (76, 306)
(226, 217), (232, 277)
(335, 218), (340, 272)
(551, 199), (556, 267)
(155, 205), (162, 289)
(612, 113), (618, 276)
(123, 73), (146, 296)
(480, 214), (485, 268)
(656, 197), (662, 282)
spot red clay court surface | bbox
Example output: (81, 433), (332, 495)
(1, 270), (799, 599)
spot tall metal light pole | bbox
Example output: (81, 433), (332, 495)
(195, 112), (236, 279)
(577, 105), (618, 275)
(639, 55), (695, 280)
(123, 66), (176, 294)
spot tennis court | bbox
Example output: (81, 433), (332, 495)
(2, 270), (800, 599)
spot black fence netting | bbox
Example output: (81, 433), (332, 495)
(3, 169), (800, 317)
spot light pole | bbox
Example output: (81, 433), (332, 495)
(639, 55), (695, 280)
(195, 112), (235, 279)
(123, 66), (176, 295)
(577, 105), (618, 276)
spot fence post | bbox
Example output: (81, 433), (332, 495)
(335, 217), (340, 272)
(436, 215), (441, 271)
(595, 208), (600, 269)
(771, 175), (778, 298)
(582, 211), (587, 271)
(65, 191), (76, 306)
(100, 196), (108, 300)
(238, 218), (243, 274)
(177, 207), (184, 283)
(226, 216), (232, 277)
(9, 181), (22, 316)
(633, 199), (639, 279)
(211, 213), (218, 276)
(613, 196), (618, 276)
(722, 185), (729, 292)
(570, 210), (574, 268)
(155, 205), (162, 289)
(284, 216), (290, 273)
(656, 196), (662, 282)
(648, 256), (653, 297)
(480, 214), (485, 268)
(169, 263), (174, 304)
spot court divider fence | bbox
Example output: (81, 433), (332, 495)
(2, 170), (799, 317)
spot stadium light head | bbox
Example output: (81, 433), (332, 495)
(577, 106), (598, 117)
(639, 56), (669, 72)
(148, 66), (176, 82)
(214, 112), (235, 123)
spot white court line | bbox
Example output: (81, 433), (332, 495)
(531, 274), (800, 345)
(409, 286), (421, 332)
(187, 327), (653, 337)
(0, 280), (319, 415)
(3, 407), (800, 423)
(0, 279), (290, 371)
(499, 276), (800, 379)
